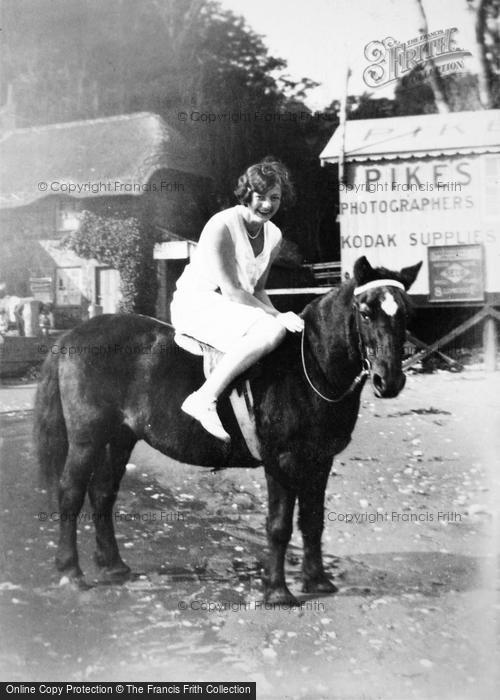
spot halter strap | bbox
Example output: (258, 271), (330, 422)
(300, 313), (371, 404)
(354, 279), (405, 296)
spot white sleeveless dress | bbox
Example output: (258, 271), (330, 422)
(171, 205), (282, 351)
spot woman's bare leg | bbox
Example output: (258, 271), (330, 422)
(200, 315), (286, 398)
(182, 315), (286, 440)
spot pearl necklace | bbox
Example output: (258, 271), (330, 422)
(246, 224), (263, 240)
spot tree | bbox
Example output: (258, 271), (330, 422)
(468, 0), (500, 107)
(414, 0), (450, 112)
(341, 94), (397, 120)
(394, 66), (486, 114)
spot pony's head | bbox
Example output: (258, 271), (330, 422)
(352, 256), (422, 398)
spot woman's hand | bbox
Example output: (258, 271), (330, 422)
(276, 311), (304, 333)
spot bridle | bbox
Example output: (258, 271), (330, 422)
(300, 307), (370, 403)
(300, 279), (406, 403)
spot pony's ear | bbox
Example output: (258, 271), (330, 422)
(353, 256), (375, 285)
(399, 261), (423, 290)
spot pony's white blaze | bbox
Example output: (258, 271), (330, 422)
(381, 291), (398, 317)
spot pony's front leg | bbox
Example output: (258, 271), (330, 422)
(264, 467), (297, 605)
(298, 464), (337, 595)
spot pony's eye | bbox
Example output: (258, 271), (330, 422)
(359, 303), (371, 321)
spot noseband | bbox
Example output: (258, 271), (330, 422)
(300, 279), (405, 403)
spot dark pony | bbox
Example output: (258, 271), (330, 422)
(34, 256), (421, 604)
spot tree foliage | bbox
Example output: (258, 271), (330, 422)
(63, 211), (158, 314)
(468, 0), (500, 106)
(394, 68), (488, 114)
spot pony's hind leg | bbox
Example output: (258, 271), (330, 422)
(88, 426), (137, 581)
(55, 442), (104, 582)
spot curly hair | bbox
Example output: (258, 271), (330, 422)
(234, 157), (295, 206)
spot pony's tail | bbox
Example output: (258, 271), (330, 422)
(33, 351), (67, 499)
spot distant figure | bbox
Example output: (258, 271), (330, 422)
(39, 303), (54, 338)
(0, 295), (37, 336)
(13, 300), (25, 336)
(0, 309), (8, 335)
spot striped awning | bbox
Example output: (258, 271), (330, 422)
(320, 109), (500, 164)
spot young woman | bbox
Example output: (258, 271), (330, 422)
(171, 158), (304, 441)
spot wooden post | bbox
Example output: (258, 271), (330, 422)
(338, 64), (351, 185)
(156, 260), (168, 321)
(483, 315), (497, 372)
(88, 303), (103, 318)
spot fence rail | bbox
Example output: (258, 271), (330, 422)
(302, 261), (342, 286)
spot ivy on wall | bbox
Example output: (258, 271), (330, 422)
(63, 210), (158, 314)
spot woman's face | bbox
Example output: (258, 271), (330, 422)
(246, 184), (282, 223)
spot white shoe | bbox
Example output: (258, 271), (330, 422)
(181, 392), (230, 442)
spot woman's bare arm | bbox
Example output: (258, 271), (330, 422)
(254, 238), (304, 332)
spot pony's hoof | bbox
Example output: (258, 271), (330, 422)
(302, 575), (338, 594)
(95, 557), (131, 583)
(59, 574), (91, 591)
(56, 559), (83, 579)
(264, 586), (299, 606)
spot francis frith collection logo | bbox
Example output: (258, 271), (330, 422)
(363, 27), (472, 88)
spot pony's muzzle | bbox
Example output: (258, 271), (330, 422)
(372, 371), (406, 398)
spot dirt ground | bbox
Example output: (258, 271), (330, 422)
(0, 368), (499, 699)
